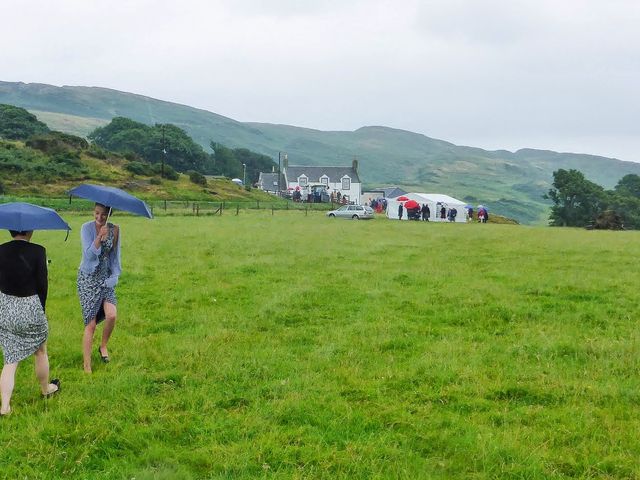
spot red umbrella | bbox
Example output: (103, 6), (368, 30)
(396, 196), (410, 201)
(404, 199), (419, 209)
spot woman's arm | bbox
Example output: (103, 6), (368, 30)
(104, 225), (121, 288)
(81, 222), (101, 260)
(35, 246), (48, 310)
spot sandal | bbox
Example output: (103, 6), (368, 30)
(43, 379), (61, 398)
(98, 346), (110, 363)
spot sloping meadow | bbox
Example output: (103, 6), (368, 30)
(1, 212), (639, 479)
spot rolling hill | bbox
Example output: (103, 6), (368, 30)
(2, 80), (640, 223)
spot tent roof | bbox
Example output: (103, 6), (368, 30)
(404, 193), (466, 205)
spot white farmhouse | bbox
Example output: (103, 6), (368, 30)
(282, 158), (362, 204)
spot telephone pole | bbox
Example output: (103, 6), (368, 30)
(161, 125), (166, 178)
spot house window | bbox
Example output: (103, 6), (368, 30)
(299, 176), (308, 187)
(320, 176), (329, 186)
(341, 177), (351, 190)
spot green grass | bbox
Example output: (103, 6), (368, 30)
(1, 213), (639, 478)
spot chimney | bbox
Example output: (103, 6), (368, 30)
(352, 157), (358, 173)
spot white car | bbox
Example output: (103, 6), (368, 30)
(326, 205), (375, 220)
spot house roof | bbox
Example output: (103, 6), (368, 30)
(285, 165), (360, 183)
(380, 187), (408, 198)
(258, 172), (285, 190)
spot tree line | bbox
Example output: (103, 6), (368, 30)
(88, 117), (276, 183)
(1, 104), (277, 185)
(546, 169), (640, 229)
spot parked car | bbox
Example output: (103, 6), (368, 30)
(326, 205), (375, 220)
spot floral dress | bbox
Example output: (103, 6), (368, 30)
(77, 224), (118, 325)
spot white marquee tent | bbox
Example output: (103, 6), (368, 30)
(386, 193), (468, 222)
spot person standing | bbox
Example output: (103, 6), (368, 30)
(398, 203), (404, 220)
(0, 230), (60, 415)
(77, 203), (121, 373)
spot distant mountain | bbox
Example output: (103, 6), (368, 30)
(3, 80), (640, 223)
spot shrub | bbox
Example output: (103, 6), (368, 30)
(151, 163), (179, 180)
(26, 131), (88, 155)
(593, 210), (624, 230)
(0, 104), (50, 140)
(187, 170), (207, 186)
(126, 161), (154, 176)
(87, 144), (107, 159)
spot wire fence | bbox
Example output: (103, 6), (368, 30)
(0, 195), (340, 217)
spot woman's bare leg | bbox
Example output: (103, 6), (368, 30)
(83, 319), (97, 373)
(34, 343), (58, 395)
(0, 362), (18, 414)
(100, 302), (117, 358)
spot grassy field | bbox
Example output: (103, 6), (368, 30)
(1, 212), (638, 479)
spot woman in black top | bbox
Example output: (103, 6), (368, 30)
(0, 230), (60, 416)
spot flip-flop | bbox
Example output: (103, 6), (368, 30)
(43, 379), (60, 398)
(98, 346), (110, 363)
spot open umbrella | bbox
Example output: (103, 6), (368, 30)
(0, 202), (71, 231)
(404, 199), (420, 209)
(68, 184), (153, 219)
(396, 196), (410, 201)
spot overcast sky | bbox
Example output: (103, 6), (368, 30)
(2, 0), (639, 161)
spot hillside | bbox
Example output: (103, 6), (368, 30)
(0, 138), (274, 204)
(3, 81), (640, 223)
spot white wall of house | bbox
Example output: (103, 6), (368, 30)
(286, 174), (361, 204)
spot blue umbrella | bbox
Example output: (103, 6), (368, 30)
(0, 202), (71, 231)
(68, 184), (153, 219)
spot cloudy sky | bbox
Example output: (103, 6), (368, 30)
(2, 0), (639, 161)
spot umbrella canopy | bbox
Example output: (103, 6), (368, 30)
(0, 202), (71, 231)
(68, 184), (153, 219)
(404, 199), (420, 209)
(396, 196), (410, 201)
(465, 204), (473, 209)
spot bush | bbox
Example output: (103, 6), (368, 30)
(151, 163), (179, 180)
(0, 104), (50, 140)
(87, 144), (107, 159)
(149, 177), (161, 185)
(187, 170), (207, 186)
(593, 210), (625, 230)
(126, 161), (154, 176)
(26, 131), (88, 155)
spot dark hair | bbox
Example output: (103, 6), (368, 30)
(95, 203), (113, 216)
(9, 230), (31, 237)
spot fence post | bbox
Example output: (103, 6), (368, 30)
(164, 200), (167, 211)
(305, 207), (308, 216)
(220, 203), (223, 216)
(196, 204), (199, 216)
(236, 204), (239, 216)
(257, 200), (260, 209)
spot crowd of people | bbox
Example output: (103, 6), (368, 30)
(380, 198), (490, 223)
(0, 203), (121, 415)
